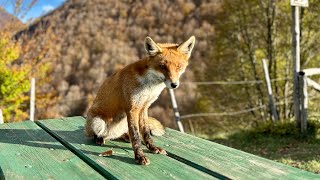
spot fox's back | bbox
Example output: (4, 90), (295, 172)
(88, 59), (163, 119)
(88, 69), (126, 120)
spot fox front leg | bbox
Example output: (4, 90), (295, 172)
(127, 108), (150, 165)
(94, 135), (104, 145)
(140, 108), (167, 155)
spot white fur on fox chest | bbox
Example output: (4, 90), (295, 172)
(132, 70), (166, 107)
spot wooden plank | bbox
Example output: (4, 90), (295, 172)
(35, 121), (117, 180)
(307, 78), (320, 92)
(304, 68), (320, 76)
(38, 117), (217, 180)
(0, 121), (104, 180)
(154, 129), (320, 180)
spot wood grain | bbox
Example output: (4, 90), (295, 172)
(38, 116), (216, 180)
(0, 121), (104, 180)
(155, 128), (320, 180)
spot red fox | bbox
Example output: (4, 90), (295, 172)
(85, 36), (196, 165)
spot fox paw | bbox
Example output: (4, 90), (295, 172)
(136, 155), (150, 165)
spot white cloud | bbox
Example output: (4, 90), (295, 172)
(42, 5), (54, 13)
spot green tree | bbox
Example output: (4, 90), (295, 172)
(196, 0), (320, 134)
(0, 32), (30, 122)
(0, 0), (53, 122)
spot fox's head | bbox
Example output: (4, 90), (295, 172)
(144, 36), (196, 89)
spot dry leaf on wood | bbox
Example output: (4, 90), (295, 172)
(99, 149), (113, 157)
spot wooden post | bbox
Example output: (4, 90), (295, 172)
(306, 78), (320, 92)
(302, 74), (308, 133)
(303, 68), (320, 76)
(30, 78), (35, 121)
(0, 109), (3, 124)
(187, 119), (195, 135)
(298, 72), (307, 133)
(291, 5), (301, 128)
(262, 59), (278, 122)
(168, 89), (184, 133)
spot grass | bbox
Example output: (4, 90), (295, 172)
(206, 119), (320, 174)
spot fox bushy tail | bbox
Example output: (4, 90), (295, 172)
(146, 117), (165, 136)
(84, 116), (165, 137)
(84, 116), (107, 137)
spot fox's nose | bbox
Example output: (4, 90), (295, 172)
(171, 83), (178, 89)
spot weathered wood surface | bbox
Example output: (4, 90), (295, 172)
(1, 116), (319, 180)
(0, 121), (104, 180)
(38, 117), (216, 180)
(156, 129), (319, 180)
(39, 116), (319, 180)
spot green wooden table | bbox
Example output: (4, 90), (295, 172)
(0, 116), (318, 180)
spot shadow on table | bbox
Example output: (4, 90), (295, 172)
(0, 166), (5, 180)
(0, 122), (138, 165)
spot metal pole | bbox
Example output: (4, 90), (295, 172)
(262, 59), (278, 122)
(291, 6), (301, 128)
(30, 78), (35, 121)
(168, 89), (184, 133)
(0, 109), (3, 124)
(298, 72), (308, 133)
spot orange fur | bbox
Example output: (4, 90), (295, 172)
(85, 36), (196, 165)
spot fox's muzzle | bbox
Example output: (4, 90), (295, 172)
(164, 80), (179, 89)
(171, 82), (178, 89)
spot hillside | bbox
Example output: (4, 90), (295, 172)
(0, 7), (23, 30)
(16, 0), (221, 127)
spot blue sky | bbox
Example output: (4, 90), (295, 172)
(1, 0), (65, 23)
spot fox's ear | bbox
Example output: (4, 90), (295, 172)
(144, 37), (162, 56)
(178, 36), (196, 59)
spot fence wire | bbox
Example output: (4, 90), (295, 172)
(180, 78), (288, 85)
(180, 105), (266, 119)
(1, 77), (318, 123)
(180, 94), (320, 120)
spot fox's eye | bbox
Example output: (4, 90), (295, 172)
(177, 65), (182, 70)
(159, 64), (167, 70)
